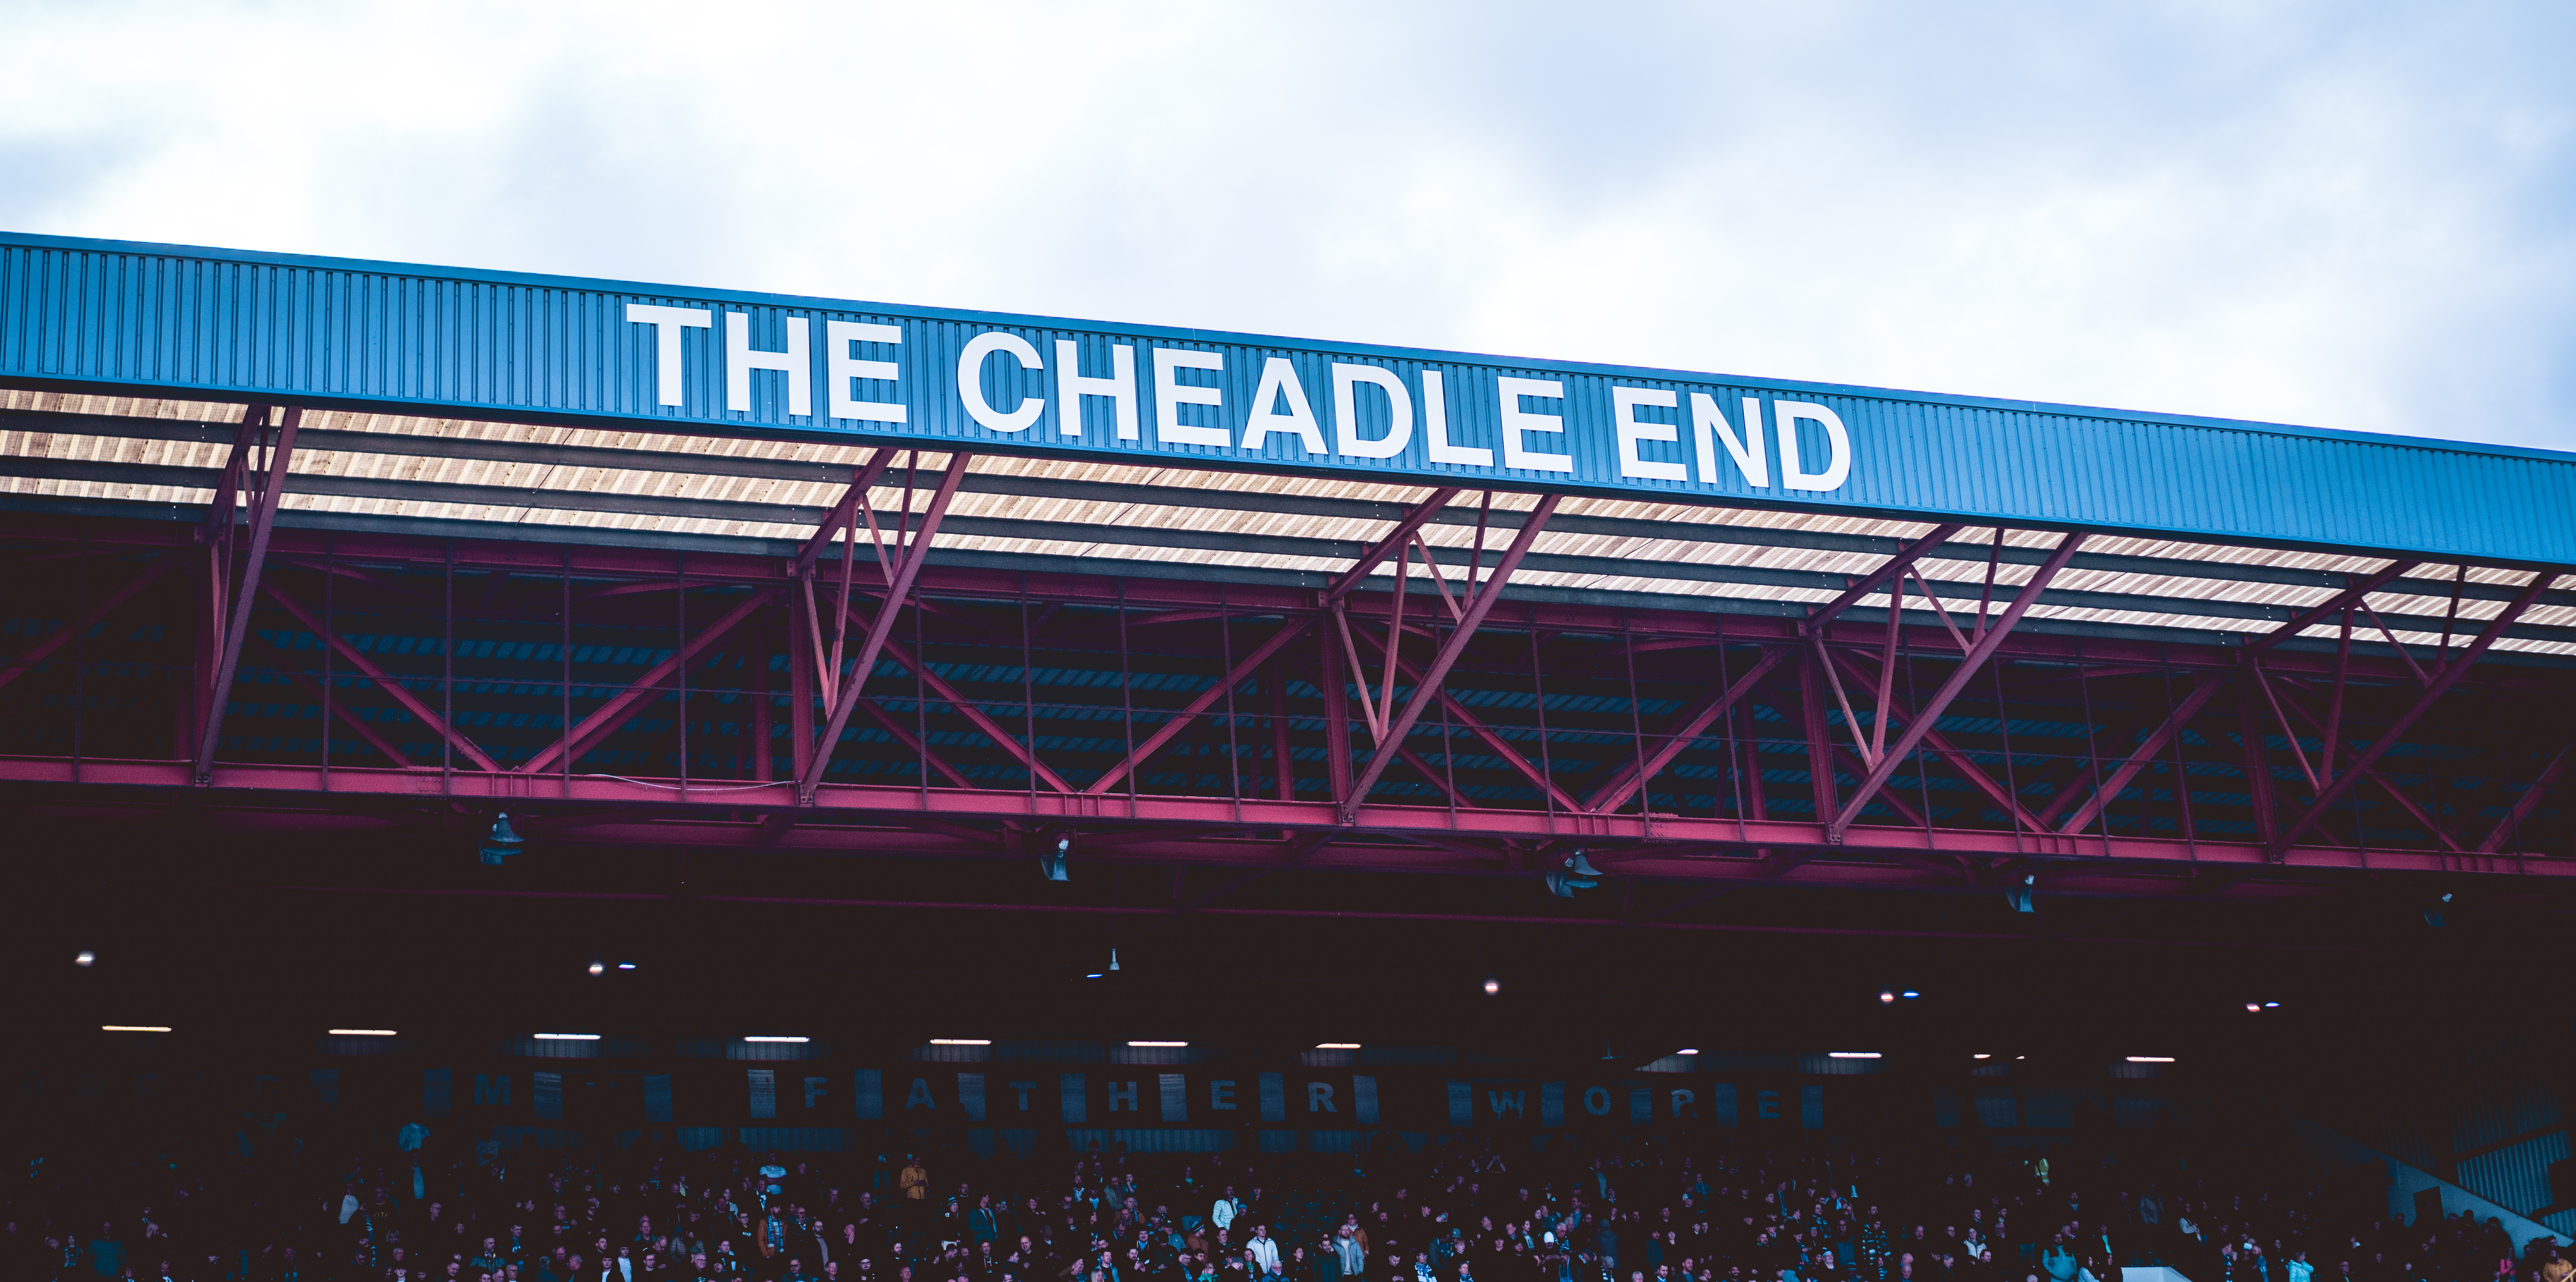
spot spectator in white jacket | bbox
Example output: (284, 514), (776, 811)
(1249, 1227), (1281, 1278)
(1212, 1190), (1242, 1233)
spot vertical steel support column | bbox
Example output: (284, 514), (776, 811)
(1319, 622), (1353, 807)
(788, 584), (816, 785)
(193, 406), (301, 784)
(796, 451), (972, 803)
(752, 608), (773, 783)
(1796, 652), (1840, 824)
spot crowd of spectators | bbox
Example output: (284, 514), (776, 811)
(6, 1128), (2567, 1282)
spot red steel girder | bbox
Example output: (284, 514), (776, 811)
(1084, 617), (1315, 797)
(2048, 673), (2230, 836)
(13, 755), (2571, 883)
(0, 556), (175, 697)
(1804, 522), (1967, 632)
(1341, 494), (1561, 822)
(514, 586), (780, 777)
(2479, 733), (2576, 855)
(2272, 571), (2554, 854)
(194, 405), (301, 784)
(1827, 531), (2089, 841)
(797, 450), (971, 801)
(1322, 486), (1463, 605)
(1582, 644), (1793, 816)
(257, 582), (504, 773)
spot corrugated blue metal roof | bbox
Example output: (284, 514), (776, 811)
(4, 232), (2573, 565)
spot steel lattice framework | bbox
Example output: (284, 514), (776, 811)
(3, 403), (2573, 951)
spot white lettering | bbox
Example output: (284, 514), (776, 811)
(1497, 376), (1574, 472)
(1774, 399), (1852, 491)
(826, 320), (905, 423)
(1055, 340), (1139, 439)
(1613, 386), (1686, 481)
(1331, 363), (1414, 460)
(1421, 371), (1491, 467)
(958, 332), (1045, 434)
(626, 304), (711, 408)
(1240, 358), (1326, 454)
(726, 313), (811, 416)
(1690, 393), (1769, 487)
(1154, 348), (1230, 447)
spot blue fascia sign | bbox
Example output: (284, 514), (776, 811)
(3, 232), (2573, 565)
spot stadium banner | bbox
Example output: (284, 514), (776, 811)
(3, 232), (2571, 563)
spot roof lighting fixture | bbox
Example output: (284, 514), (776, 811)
(1878, 989), (1896, 1004)
(1675, 1048), (1699, 1056)
(534, 1033), (601, 1041)
(479, 812), (524, 865)
(744, 1035), (809, 1044)
(2245, 1002), (2261, 1012)
(2005, 873), (2037, 914)
(74, 950), (95, 967)
(1901, 990), (1921, 999)
(2263, 1001), (2279, 1008)
(1482, 977), (1502, 995)
(617, 962), (637, 971)
(1042, 835), (1070, 882)
(102, 1024), (170, 1032)
(1127, 1040), (1188, 1048)
(1972, 1054), (1992, 1060)
(1315, 1043), (1362, 1051)
(586, 961), (605, 976)
(930, 1038), (992, 1046)
(329, 1029), (397, 1037)
(1827, 1051), (1882, 1060)
(2125, 1056), (2176, 1064)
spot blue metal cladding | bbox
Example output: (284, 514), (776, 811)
(5, 231), (2575, 565)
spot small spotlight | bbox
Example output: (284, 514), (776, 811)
(586, 961), (605, 976)
(479, 812), (524, 865)
(1878, 989), (1897, 1004)
(1316, 1043), (1362, 1050)
(1482, 977), (1501, 996)
(1041, 834), (1070, 882)
(74, 950), (95, 967)
(1564, 849), (1603, 877)
(930, 1038), (993, 1046)
(329, 1029), (397, 1037)
(2423, 892), (2453, 928)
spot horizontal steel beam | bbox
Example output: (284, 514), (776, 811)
(4, 756), (2567, 881)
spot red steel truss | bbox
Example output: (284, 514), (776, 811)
(3, 458), (2573, 938)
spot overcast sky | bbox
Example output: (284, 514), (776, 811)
(4, 2), (2573, 451)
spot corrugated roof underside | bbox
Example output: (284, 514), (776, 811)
(3, 391), (2568, 655)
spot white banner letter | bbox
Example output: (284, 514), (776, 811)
(726, 313), (811, 416)
(626, 304), (711, 408)
(826, 321), (905, 423)
(1496, 376), (1574, 472)
(1332, 363), (1414, 460)
(1774, 399), (1852, 491)
(1154, 348), (1230, 447)
(1422, 371), (1491, 467)
(1689, 393), (1769, 487)
(1054, 340), (1139, 439)
(958, 332), (1045, 433)
(1613, 386), (1685, 481)
(1240, 358), (1327, 454)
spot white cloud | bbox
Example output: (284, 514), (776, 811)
(2, 0), (2572, 448)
